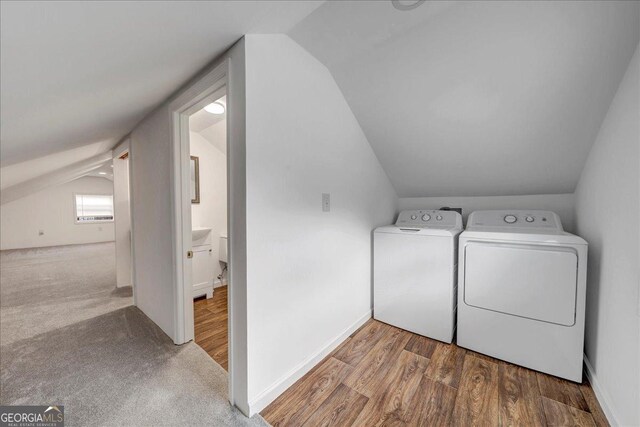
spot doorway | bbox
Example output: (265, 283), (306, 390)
(113, 146), (134, 299)
(188, 93), (229, 370)
(170, 57), (246, 411)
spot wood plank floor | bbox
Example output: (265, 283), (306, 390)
(194, 286), (228, 371)
(262, 319), (608, 427)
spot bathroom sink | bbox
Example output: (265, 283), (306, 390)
(192, 227), (211, 241)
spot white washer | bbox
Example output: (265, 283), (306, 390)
(458, 210), (587, 382)
(374, 209), (462, 342)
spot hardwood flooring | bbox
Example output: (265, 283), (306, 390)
(262, 319), (608, 427)
(193, 286), (228, 371)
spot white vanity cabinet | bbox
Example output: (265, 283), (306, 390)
(192, 246), (214, 298)
(192, 228), (214, 299)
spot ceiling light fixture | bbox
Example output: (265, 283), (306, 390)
(391, 0), (426, 11)
(99, 172), (107, 175)
(204, 101), (225, 115)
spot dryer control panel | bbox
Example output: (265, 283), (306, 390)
(467, 210), (563, 231)
(396, 210), (462, 229)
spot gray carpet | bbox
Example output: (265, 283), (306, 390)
(0, 242), (268, 427)
(0, 243), (132, 346)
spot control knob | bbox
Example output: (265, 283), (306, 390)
(504, 215), (517, 224)
(422, 214), (431, 221)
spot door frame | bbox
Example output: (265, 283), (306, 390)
(113, 139), (135, 305)
(169, 59), (234, 399)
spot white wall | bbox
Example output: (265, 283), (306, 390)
(574, 45), (639, 426)
(113, 141), (132, 288)
(399, 193), (576, 232)
(200, 119), (227, 155)
(244, 34), (398, 412)
(0, 176), (115, 250)
(129, 102), (176, 339)
(190, 131), (227, 283)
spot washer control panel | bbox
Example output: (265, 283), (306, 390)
(467, 210), (562, 231)
(396, 210), (462, 229)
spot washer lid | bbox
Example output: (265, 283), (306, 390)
(376, 225), (461, 237)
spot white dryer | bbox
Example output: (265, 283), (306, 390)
(458, 210), (587, 382)
(374, 210), (462, 342)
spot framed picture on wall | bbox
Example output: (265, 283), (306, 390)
(190, 155), (200, 204)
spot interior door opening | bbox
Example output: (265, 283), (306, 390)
(113, 147), (134, 301)
(171, 60), (239, 408)
(187, 91), (230, 371)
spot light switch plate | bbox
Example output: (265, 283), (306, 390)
(322, 193), (330, 212)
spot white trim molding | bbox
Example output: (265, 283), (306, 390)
(584, 354), (619, 426)
(169, 60), (229, 346)
(248, 312), (372, 415)
(167, 46), (248, 413)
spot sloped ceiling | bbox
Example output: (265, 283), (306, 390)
(289, 1), (640, 197)
(0, 140), (113, 190)
(0, 1), (323, 166)
(3, 1), (638, 199)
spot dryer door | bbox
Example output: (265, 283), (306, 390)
(463, 242), (577, 326)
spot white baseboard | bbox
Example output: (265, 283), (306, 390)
(213, 279), (225, 288)
(248, 311), (372, 415)
(583, 354), (619, 426)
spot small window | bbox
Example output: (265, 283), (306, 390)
(75, 194), (114, 223)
